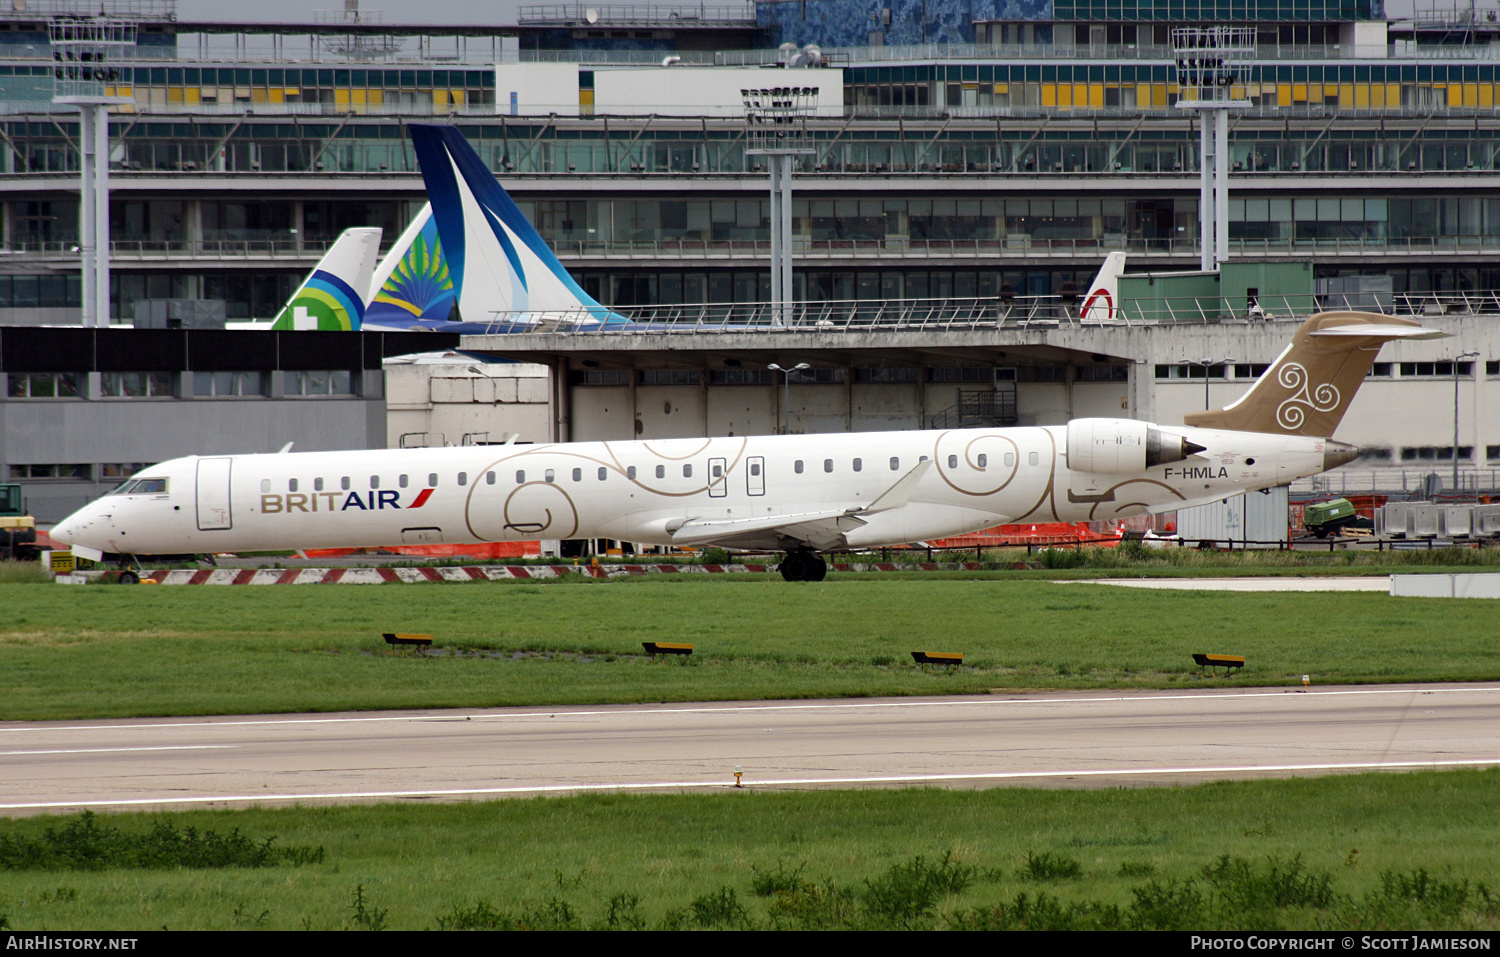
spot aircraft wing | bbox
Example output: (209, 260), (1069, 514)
(666, 460), (934, 552)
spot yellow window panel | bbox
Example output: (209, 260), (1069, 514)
(1040, 84), (1056, 107)
(992, 83), (1007, 94)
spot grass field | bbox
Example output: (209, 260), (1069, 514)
(1, 770), (1497, 930)
(2, 575), (1498, 720)
(6, 571), (1498, 931)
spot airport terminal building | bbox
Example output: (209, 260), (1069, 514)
(4, 0), (1500, 518)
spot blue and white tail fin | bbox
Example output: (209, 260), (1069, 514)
(1079, 251), (1127, 323)
(410, 124), (625, 329)
(264, 227), (381, 331)
(362, 203), (461, 330)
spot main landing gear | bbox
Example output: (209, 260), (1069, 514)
(778, 549), (827, 582)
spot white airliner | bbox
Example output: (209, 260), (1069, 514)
(50, 310), (1438, 581)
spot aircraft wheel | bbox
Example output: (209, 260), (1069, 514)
(778, 553), (808, 582)
(119, 571), (140, 585)
(809, 554), (828, 581)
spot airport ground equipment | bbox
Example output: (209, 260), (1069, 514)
(383, 632), (434, 653)
(643, 642), (694, 656)
(911, 652), (963, 666)
(1302, 498), (1359, 538)
(0, 484), (38, 561)
(1193, 653), (1245, 676)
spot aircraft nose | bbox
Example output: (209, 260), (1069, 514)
(1323, 441), (1358, 471)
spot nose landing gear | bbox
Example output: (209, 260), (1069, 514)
(778, 549), (827, 582)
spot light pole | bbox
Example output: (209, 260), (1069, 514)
(1453, 351), (1479, 491)
(768, 362), (808, 435)
(1189, 357), (1236, 410)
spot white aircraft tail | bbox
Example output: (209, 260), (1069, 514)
(1079, 251), (1127, 322)
(410, 124), (624, 327)
(266, 227), (381, 331)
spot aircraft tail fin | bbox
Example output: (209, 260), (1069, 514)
(268, 227), (381, 331)
(409, 124), (624, 326)
(1183, 311), (1446, 437)
(363, 203), (461, 329)
(1079, 251), (1127, 322)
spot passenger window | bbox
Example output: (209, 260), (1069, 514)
(890, 457), (899, 470)
(852, 458), (862, 472)
(370, 476), (380, 489)
(919, 456), (929, 462)
(795, 460), (804, 474)
(628, 466), (638, 480)
(1004, 453), (1015, 467)
(341, 476), (351, 490)
(823, 459), (833, 473)
(598, 467), (608, 481)
(572, 468), (582, 482)
(947, 455), (958, 469)
(399, 474), (409, 488)
(516, 470), (526, 484)
(458, 472), (468, 486)
(1028, 452), (1039, 466)
(288, 478), (299, 492)
(712, 463), (723, 478)
(428, 473), (438, 487)
(655, 465), (665, 479)
(486, 471), (496, 484)
(977, 454), (987, 468)
(260, 479), (270, 493)
(314, 477), (324, 492)
(750, 463), (761, 476)
(545, 469), (555, 483)
(683, 464), (692, 478)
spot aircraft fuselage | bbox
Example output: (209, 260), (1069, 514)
(52, 422), (1340, 558)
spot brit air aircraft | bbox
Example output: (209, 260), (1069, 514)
(51, 310), (1438, 581)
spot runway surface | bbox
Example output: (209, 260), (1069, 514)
(1080, 576), (1390, 591)
(4, 683), (1498, 814)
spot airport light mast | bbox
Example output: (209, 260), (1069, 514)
(1173, 27), (1254, 273)
(743, 82), (817, 327)
(49, 11), (137, 328)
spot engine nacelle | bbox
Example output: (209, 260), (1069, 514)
(1065, 418), (1203, 473)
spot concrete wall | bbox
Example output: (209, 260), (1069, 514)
(2, 387), (386, 523)
(384, 361), (551, 448)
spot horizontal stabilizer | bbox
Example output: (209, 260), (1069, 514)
(1184, 310), (1444, 438)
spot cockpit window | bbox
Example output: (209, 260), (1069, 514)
(108, 480), (138, 495)
(132, 478), (168, 494)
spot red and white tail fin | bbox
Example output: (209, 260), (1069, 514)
(1079, 251), (1127, 322)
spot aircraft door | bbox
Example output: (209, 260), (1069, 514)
(708, 457), (727, 498)
(196, 457), (233, 531)
(746, 456), (765, 496)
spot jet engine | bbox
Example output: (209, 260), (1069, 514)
(1065, 418), (1205, 473)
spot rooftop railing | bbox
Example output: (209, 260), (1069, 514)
(458, 288), (1500, 337)
(3, 235), (1497, 265)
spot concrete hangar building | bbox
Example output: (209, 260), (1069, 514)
(5, 0), (1500, 521)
